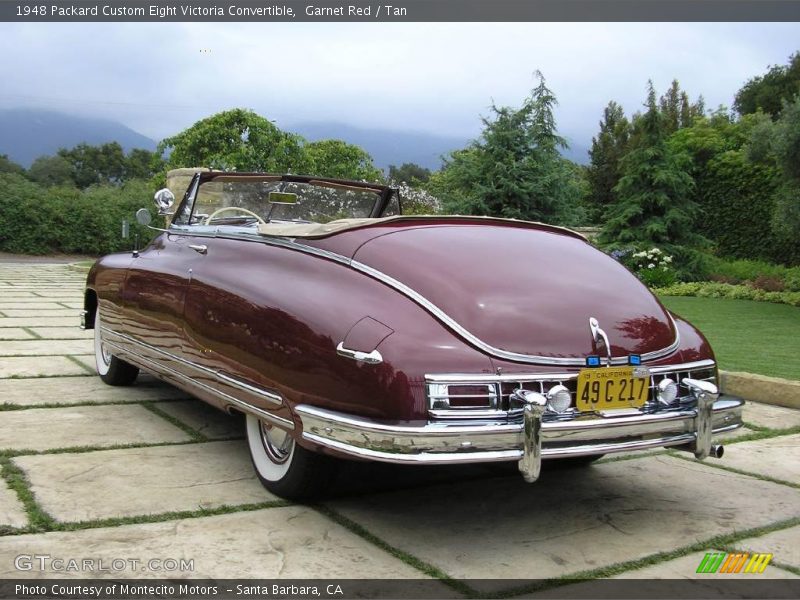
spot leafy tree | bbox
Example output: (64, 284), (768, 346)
(586, 101), (631, 223)
(0, 154), (25, 176)
(432, 72), (584, 225)
(303, 139), (382, 181)
(57, 142), (126, 188)
(388, 162), (431, 185)
(124, 148), (165, 181)
(601, 82), (699, 262)
(767, 97), (800, 261)
(159, 109), (306, 173)
(27, 155), (73, 187)
(734, 52), (800, 118)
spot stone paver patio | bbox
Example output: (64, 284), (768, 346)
(0, 263), (798, 596)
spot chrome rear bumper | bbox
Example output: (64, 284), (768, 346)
(295, 381), (743, 482)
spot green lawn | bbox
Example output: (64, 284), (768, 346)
(659, 296), (799, 380)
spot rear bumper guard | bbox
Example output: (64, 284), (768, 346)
(295, 379), (743, 482)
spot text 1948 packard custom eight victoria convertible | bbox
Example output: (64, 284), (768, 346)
(82, 171), (744, 499)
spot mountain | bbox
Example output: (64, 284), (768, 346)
(292, 121), (589, 169)
(0, 109), (589, 171)
(290, 122), (469, 171)
(0, 109), (156, 167)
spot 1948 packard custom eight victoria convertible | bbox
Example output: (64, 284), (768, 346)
(82, 171), (744, 499)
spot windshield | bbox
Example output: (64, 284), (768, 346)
(176, 175), (397, 227)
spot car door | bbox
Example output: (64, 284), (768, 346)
(116, 230), (206, 377)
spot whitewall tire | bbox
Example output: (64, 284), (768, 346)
(245, 413), (336, 500)
(94, 307), (139, 386)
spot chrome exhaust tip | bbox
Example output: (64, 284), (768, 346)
(673, 443), (724, 459)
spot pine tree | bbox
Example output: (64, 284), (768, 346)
(586, 101), (631, 223)
(435, 72), (584, 224)
(600, 82), (700, 257)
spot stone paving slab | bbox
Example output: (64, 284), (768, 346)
(1, 309), (79, 318)
(0, 356), (91, 378)
(329, 455), (800, 591)
(0, 302), (66, 310)
(744, 401), (800, 431)
(0, 317), (80, 328)
(0, 404), (191, 452)
(156, 400), (243, 440)
(0, 479), (27, 530)
(734, 525), (800, 570)
(0, 339), (93, 356)
(0, 374), (192, 406)
(0, 328), (34, 340)
(0, 507), (448, 583)
(27, 327), (93, 340)
(717, 434), (800, 484)
(71, 355), (97, 373)
(15, 440), (268, 521)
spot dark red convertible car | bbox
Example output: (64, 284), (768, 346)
(82, 172), (744, 499)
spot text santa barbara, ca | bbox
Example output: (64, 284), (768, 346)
(15, 2), (409, 19)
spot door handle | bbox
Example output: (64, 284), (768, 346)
(189, 244), (208, 255)
(336, 342), (383, 364)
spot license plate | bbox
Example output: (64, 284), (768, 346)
(576, 366), (649, 412)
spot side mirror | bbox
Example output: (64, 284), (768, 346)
(154, 188), (175, 214)
(135, 208), (152, 226)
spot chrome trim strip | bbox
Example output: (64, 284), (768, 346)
(161, 227), (681, 367)
(295, 396), (744, 465)
(101, 327), (283, 406)
(104, 338), (294, 430)
(424, 359), (716, 384)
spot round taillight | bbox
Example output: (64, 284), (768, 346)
(657, 378), (678, 405)
(546, 384), (572, 413)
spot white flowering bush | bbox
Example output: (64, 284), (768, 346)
(392, 181), (441, 215)
(629, 247), (677, 287)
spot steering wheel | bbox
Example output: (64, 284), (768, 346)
(204, 206), (267, 225)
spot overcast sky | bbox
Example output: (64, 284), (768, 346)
(1, 22), (798, 148)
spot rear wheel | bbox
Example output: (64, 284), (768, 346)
(245, 413), (336, 500)
(94, 307), (139, 386)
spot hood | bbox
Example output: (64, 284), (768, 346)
(350, 223), (677, 361)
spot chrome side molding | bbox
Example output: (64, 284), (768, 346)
(336, 342), (383, 365)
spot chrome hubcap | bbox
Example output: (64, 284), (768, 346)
(260, 422), (293, 464)
(100, 342), (111, 365)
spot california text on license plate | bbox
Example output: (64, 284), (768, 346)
(576, 366), (649, 412)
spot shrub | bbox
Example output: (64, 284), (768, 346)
(703, 256), (800, 291)
(749, 275), (785, 292)
(654, 281), (800, 307)
(0, 174), (156, 255)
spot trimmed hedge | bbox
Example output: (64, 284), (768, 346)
(697, 150), (800, 265)
(0, 174), (156, 255)
(654, 281), (800, 307)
